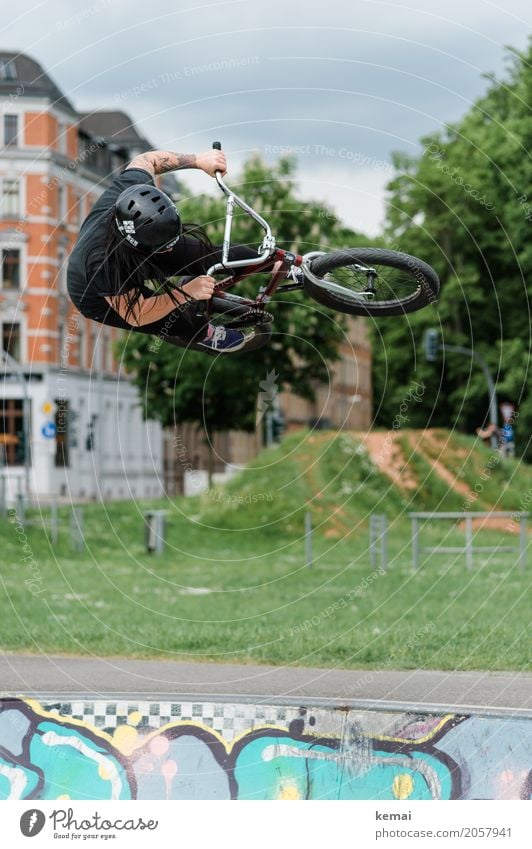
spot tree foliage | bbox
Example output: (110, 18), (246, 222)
(375, 43), (532, 458)
(119, 154), (370, 439)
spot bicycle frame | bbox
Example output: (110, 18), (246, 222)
(206, 164), (324, 310)
(207, 142), (386, 313)
(206, 159), (377, 312)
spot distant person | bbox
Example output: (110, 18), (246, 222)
(476, 422), (500, 448)
(500, 420), (516, 458)
(67, 149), (258, 352)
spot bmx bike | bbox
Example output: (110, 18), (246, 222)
(182, 141), (440, 354)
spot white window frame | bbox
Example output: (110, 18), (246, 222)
(3, 113), (19, 147)
(1, 317), (26, 363)
(56, 245), (68, 294)
(106, 329), (115, 372)
(78, 319), (87, 370)
(0, 59), (17, 80)
(0, 246), (22, 291)
(0, 230), (27, 293)
(57, 119), (67, 155)
(57, 183), (67, 223)
(76, 192), (84, 228)
(0, 177), (20, 218)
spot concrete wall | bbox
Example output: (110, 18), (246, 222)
(0, 697), (530, 801)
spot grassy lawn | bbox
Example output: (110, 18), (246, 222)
(1, 436), (530, 672)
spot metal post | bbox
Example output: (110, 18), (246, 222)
(518, 514), (527, 571)
(441, 344), (499, 449)
(381, 514), (388, 572)
(465, 515), (474, 570)
(370, 514), (388, 571)
(50, 499), (59, 546)
(96, 334), (105, 502)
(16, 491), (25, 525)
(305, 511), (313, 567)
(70, 506), (85, 552)
(145, 510), (167, 555)
(412, 515), (419, 571)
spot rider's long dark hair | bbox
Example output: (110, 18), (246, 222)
(102, 209), (215, 324)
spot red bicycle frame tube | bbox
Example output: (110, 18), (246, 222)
(213, 249), (303, 307)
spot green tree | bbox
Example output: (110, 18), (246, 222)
(119, 155), (370, 473)
(375, 43), (532, 459)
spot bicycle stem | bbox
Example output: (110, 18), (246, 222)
(206, 141), (276, 277)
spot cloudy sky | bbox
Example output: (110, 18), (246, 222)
(3, 0), (532, 234)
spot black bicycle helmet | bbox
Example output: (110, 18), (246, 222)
(114, 184), (181, 250)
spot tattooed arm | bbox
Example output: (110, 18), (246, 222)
(125, 149), (227, 178)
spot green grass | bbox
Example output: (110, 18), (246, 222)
(0, 429), (530, 672)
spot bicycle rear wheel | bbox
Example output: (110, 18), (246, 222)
(303, 248), (439, 316)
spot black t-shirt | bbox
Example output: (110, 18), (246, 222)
(67, 167), (258, 330)
(67, 168), (160, 328)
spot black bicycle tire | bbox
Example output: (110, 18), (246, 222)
(304, 248), (440, 316)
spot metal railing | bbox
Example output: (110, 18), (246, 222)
(409, 511), (528, 571)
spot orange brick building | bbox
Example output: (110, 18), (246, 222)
(0, 51), (167, 500)
(1, 50), (372, 500)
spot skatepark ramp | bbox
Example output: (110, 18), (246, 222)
(0, 695), (530, 800)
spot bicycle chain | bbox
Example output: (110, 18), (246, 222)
(223, 308), (274, 328)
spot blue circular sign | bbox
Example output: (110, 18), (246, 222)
(41, 421), (56, 439)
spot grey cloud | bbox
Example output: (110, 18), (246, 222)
(3, 0), (531, 233)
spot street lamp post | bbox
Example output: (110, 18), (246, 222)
(423, 330), (499, 449)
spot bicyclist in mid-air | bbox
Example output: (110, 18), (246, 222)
(67, 148), (257, 352)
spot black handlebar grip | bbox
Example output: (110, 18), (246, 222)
(212, 141), (222, 150)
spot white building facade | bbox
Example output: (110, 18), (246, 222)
(0, 50), (166, 503)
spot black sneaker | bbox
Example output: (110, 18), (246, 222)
(197, 323), (251, 353)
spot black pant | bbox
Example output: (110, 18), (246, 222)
(133, 240), (257, 343)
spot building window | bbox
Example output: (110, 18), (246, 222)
(57, 246), (67, 293)
(0, 398), (30, 466)
(55, 398), (69, 467)
(1, 248), (21, 290)
(4, 114), (18, 147)
(101, 332), (108, 372)
(106, 331), (114, 372)
(57, 184), (67, 222)
(78, 321), (86, 369)
(56, 120), (67, 155)
(76, 194), (84, 228)
(2, 322), (21, 360)
(1, 179), (20, 217)
(0, 60), (17, 80)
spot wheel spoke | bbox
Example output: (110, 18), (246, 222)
(326, 264), (421, 302)
(304, 248), (439, 316)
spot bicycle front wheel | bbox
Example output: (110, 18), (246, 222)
(303, 248), (440, 316)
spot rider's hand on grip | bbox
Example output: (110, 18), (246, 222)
(181, 275), (215, 301)
(197, 145), (226, 177)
